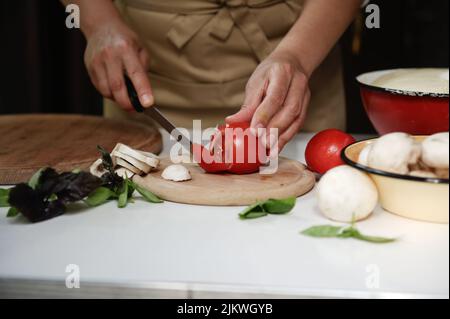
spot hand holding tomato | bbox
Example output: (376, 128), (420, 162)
(305, 129), (356, 174)
(194, 122), (266, 174)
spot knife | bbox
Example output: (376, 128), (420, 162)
(124, 75), (192, 152)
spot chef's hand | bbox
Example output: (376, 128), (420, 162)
(226, 52), (310, 151)
(84, 21), (153, 111)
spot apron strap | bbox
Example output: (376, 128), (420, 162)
(124, 0), (285, 62)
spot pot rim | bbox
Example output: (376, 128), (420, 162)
(356, 68), (449, 98)
(341, 137), (450, 185)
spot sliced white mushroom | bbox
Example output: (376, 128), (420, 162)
(115, 158), (142, 175)
(316, 165), (378, 223)
(366, 132), (421, 174)
(115, 167), (135, 179)
(421, 132), (449, 170)
(113, 143), (159, 168)
(161, 164), (192, 182)
(90, 158), (107, 178)
(112, 150), (152, 174)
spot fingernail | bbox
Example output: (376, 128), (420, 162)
(141, 94), (154, 107)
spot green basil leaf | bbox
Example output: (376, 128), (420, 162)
(239, 202), (264, 219)
(262, 197), (296, 214)
(28, 168), (45, 189)
(117, 179), (129, 208)
(7, 207), (19, 218)
(132, 182), (163, 203)
(301, 225), (397, 244)
(240, 211), (268, 219)
(351, 229), (396, 244)
(85, 187), (115, 207)
(0, 188), (10, 207)
(301, 225), (344, 238)
(126, 179), (136, 198)
(337, 227), (359, 238)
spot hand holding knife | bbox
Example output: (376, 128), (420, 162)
(124, 75), (193, 152)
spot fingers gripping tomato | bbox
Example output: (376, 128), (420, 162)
(194, 122), (266, 174)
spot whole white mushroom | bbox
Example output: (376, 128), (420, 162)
(366, 132), (421, 174)
(421, 132), (449, 169)
(316, 165), (378, 222)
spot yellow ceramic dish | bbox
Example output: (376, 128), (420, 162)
(342, 137), (449, 224)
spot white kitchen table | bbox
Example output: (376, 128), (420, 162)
(0, 131), (448, 299)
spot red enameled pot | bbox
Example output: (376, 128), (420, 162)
(357, 69), (449, 135)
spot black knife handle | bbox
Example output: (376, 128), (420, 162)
(124, 75), (145, 113)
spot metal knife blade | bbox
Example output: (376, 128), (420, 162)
(124, 75), (192, 151)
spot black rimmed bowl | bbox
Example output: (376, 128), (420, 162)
(357, 68), (449, 135)
(342, 136), (449, 223)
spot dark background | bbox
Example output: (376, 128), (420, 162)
(0, 0), (448, 133)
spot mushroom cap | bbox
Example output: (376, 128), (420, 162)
(367, 132), (420, 174)
(161, 164), (192, 182)
(316, 165), (378, 223)
(421, 132), (449, 169)
(357, 143), (373, 166)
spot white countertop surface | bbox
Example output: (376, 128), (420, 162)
(0, 132), (448, 299)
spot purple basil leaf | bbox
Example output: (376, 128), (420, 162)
(7, 184), (65, 223)
(56, 172), (102, 202)
(35, 168), (61, 197)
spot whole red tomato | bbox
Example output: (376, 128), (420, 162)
(195, 122), (265, 174)
(305, 129), (355, 174)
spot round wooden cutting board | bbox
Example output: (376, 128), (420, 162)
(133, 157), (315, 206)
(0, 114), (162, 184)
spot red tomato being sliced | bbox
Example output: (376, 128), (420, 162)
(305, 129), (356, 174)
(192, 143), (231, 173)
(194, 122), (265, 174)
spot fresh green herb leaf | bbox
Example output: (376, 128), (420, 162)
(28, 168), (44, 189)
(239, 197), (297, 219)
(262, 197), (296, 214)
(127, 179), (136, 198)
(0, 188), (10, 207)
(131, 181), (163, 203)
(301, 224), (397, 244)
(242, 211), (268, 219)
(301, 225), (344, 237)
(350, 229), (396, 243)
(7, 207), (19, 218)
(117, 179), (129, 208)
(85, 187), (115, 207)
(337, 227), (359, 238)
(239, 202), (264, 219)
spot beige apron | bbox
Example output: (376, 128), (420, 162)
(104, 0), (346, 131)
